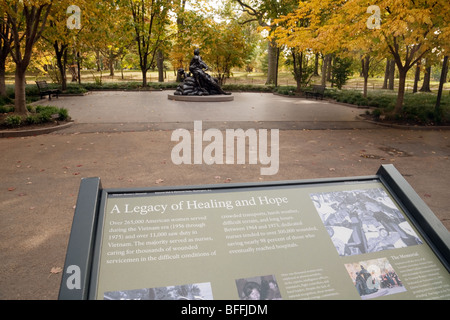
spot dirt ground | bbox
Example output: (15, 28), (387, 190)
(0, 124), (449, 300)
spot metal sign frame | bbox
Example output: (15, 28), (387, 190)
(58, 164), (450, 300)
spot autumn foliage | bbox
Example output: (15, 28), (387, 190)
(272, 0), (449, 113)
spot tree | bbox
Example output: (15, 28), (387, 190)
(0, 7), (12, 97)
(234, 0), (297, 86)
(96, 1), (134, 78)
(382, 58), (389, 89)
(2, 0), (52, 115)
(42, 0), (81, 91)
(435, 55), (448, 122)
(388, 59), (395, 90)
(333, 1), (448, 112)
(412, 60), (421, 93)
(170, 0), (189, 81)
(273, 0), (350, 89)
(274, 0), (448, 114)
(419, 61), (432, 92)
(290, 49), (314, 92)
(128, 0), (171, 87)
(202, 18), (255, 85)
(434, 16), (450, 122)
(272, 0), (314, 92)
(331, 56), (353, 90)
(378, 1), (444, 113)
(235, 0), (276, 85)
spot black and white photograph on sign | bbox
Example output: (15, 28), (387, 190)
(310, 188), (423, 256)
(235, 275), (282, 300)
(345, 257), (406, 299)
(103, 282), (213, 300)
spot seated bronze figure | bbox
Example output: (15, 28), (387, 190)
(174, 49), (230, 96)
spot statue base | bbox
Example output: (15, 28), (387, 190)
(167, 94), (234, 102)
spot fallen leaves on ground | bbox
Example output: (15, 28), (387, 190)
(48, 266), (63, 278)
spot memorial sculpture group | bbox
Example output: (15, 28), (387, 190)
(174, 49), (231, 96)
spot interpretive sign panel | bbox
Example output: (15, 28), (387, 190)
(59, 165), (450, 300)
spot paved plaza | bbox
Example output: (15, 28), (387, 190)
(1, 90), (449, 299)
(41, 91), (378, 132)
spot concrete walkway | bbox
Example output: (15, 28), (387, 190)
(1, 90), (449, 300)
(40, 91), (379, 132)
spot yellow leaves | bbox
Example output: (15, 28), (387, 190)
(272, 0), (447, 59)
(392, 20), (409, 37)
(423, 15), (433, 26)
(406, 15), (416, 24)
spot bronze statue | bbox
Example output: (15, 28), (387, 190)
(174, 49), (230, 96)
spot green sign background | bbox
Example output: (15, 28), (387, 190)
(94, 181), (450, 300)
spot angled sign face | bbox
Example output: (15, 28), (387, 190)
(59, 165), (450, 300)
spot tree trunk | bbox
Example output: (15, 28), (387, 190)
(14, 66), (28, 115)
(157, 50), (164, 82)
(413, 61), (421, 93)
(275, 47), (280, 87)
(77, 51), (81, 84)
(321, 54), (328, 87)
(70, 48), (78, 82)
(96, 50), (101, 71)
(360, 58), (364, 77)
(362, 56), (370, 98)
(388, 59), (395, 90)
(0, 43), (9, 97)
(108, 48), (115, 77)
(292, 50), (303, 93)
(0, 61), (6, 97)
(330, 55), (336, 87)
(394, 68), (407, 114)
(0, 25), (11, 98)
(142, 69), (147, 87)
(314, 53), (319, 76)
(266, 38), (278, 85)
(327, 55), (332, 82)
(382, 59), (389, 89)
(7, 2), (52, 114)
(109, 59), (115, 77)
(435, 56), (449, 123)
(54, 42), (67, 91)
(363, 75), (368, 97)
(420, 65), (431, 92)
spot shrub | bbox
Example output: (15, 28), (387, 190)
(371, 108), (382, 119)
(0, 96), (13, 106)
(26, 114), (43, 125)
(4, 115), (22, 127)
(64, 84), (88, 94)
(58, 108), (69, 121)
(0, 105), (14, 113)
(331, 57), (353, 89)
(223, 83), (270, 92)
(273, 86), (297, 96)
(34, 106), (61, 122)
